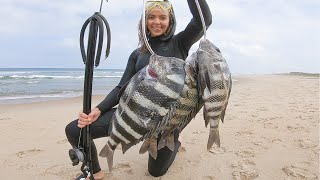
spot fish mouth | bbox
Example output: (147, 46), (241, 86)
(146, 65), (158, 80)
(148, 66), (158, 78)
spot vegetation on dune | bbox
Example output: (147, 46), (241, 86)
(288, 72), (319, 77)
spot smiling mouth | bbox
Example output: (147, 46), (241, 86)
(153, 28), (162, 31)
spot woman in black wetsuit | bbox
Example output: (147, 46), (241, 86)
(66, 0), (212, 179)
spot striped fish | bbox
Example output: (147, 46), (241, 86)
(99, 54), (186, 171)
(197, 39), (232, 150)
(155, 53), (203, 151)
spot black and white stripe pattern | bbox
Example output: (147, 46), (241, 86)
(105, 55), (186, 152)
(159, 62), (203, 141)
(197, 39), (232, 149)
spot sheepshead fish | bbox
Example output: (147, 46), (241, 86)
(154, 53), (203, 151)
(99, 54), (186, 171)
(197, 39), (232, 150)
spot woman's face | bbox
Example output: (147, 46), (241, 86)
(147, 7), (170, 37)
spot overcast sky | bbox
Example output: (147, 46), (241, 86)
(0, 0), (319, 74)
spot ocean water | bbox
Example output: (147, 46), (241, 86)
(0, 68), (123, 104)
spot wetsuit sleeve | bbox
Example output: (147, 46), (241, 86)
(96, 50), (138, 113)
(175, 0), (212, 51)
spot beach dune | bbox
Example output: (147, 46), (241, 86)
(0, 74), (319, 179)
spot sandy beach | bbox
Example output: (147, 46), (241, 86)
(0, 74), (319, 180)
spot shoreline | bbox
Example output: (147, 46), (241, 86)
(0, 95), (106, 109)
(1, 73), (318, 106)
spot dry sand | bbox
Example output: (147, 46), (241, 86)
(0, 74), (319, 180)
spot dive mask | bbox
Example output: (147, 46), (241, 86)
(146, 0), (172, 11)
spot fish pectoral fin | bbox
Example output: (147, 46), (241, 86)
(207, 127), (220, 151)
(139, 138), (158, 159)
(197, 71), (205, 96)
(204, 70), (212, 93)
(162, 104), (177, 125)
(99, 144), (114, 172)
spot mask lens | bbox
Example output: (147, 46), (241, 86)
(146, 1), (172, 11)
(160, 2), (171, 10)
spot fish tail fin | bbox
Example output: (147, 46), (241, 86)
(99, 143), (114, 172)
(207, 127), (220, 150)
(139, 138), (158, 159)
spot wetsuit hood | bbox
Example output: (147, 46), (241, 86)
(146, 8), (176, 41)
(160, 8), (176, 41)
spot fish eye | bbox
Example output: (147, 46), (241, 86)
(168, 62), (182, 72)
(171, 67), (180, 72)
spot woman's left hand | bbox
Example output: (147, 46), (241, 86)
(77, 107), (101, 128)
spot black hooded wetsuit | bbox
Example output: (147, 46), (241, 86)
(65, 0), (212, 177)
